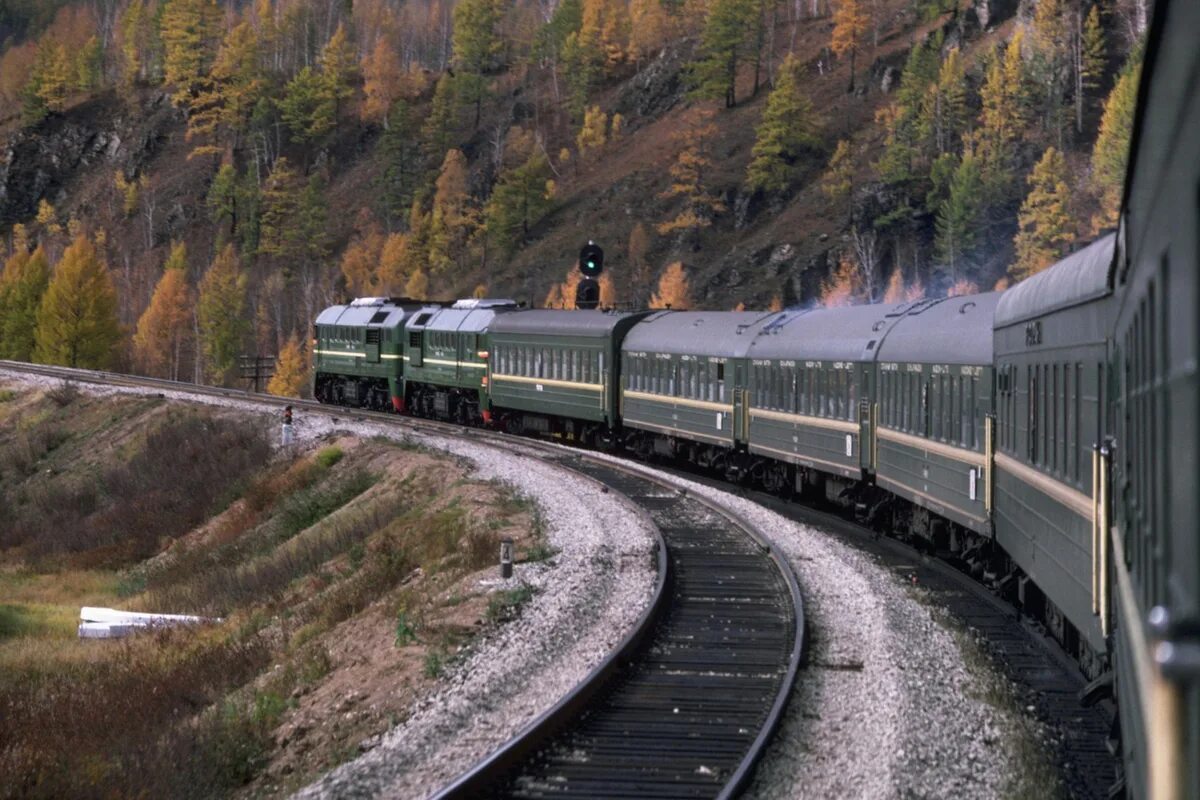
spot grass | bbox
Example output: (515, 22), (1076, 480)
(0, 388), (17, 402)
(315, 445), (344, 469)
(485, 583), (537, 624)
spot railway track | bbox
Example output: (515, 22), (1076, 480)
(0, 361), (806, 799)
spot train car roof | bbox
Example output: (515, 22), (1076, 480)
(622, 311), (780, 357)
(490, 308), (648, 338)
(994, 234), (1116, 327)
(314, 298), (425, 328)
(875, 292), (1001, 365)
(405, 301), (517, 333)
(746, 303), (911, 362)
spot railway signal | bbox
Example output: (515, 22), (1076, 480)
(576, 241), (603, 310)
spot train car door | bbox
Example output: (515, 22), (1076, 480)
(858, 363), (873, 473)
(732, 359), (748, 445)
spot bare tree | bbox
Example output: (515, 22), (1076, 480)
(851, 225), (881, 302)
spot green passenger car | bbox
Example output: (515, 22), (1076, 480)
(487, 309), (650, 441)
(873, 293), (1000, 538)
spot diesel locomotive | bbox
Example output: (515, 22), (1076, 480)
(313, 0), (1198, 794)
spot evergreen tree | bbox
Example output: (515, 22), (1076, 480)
(453, 0), (504, 127)
(1079, 4), (1106, 130)
(120, 0), (162, 89)
(486, 152), (554, 254)
(691, 0), (756, 107)
(874, 32), (941, 196)
(1013, 147), (1075, 280)
(831, 0), (870, 92)
(258, 158), (305, 262)
(187, 22), (264, 157)
(977, 33), (1033, 206)
(197, 243), (249, 384)
(935, 146), (983, 285)
(745, 55), (821, 193)
(34, 235), (122, 369)
(133, 244), (192, 379)
(279, 66), (336, 149)
(422, 75), (458, 171)
(22, 40), (71, 124)
(822, 139), (855, 223)
(1030, 0), (1070, 147)
(1091, 55), (1141, 230)
(927, 47), (968, 156)
(376, 100), (422, 223)
(267, 333), (308, 397)
(0, 246), (50, 361)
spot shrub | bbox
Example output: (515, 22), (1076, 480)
(315, 446), (343, 469)
(45, 381), (80, 407)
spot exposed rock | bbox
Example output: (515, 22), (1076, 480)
(977, 0), (1021, 29)
(615, 43), (690, 122)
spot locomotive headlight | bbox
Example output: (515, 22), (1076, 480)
(477, 351), (489, 359)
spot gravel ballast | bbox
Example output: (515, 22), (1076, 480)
(0, 370), (1037, 798)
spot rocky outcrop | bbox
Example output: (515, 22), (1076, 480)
(0, 90), (177, 228)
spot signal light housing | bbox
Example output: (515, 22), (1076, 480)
(579, 242), (604, 277)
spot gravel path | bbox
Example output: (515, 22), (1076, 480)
(1, 370), (1031, 797)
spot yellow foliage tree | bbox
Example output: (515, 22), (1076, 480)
(881, 267), (905, 303)
(629, 0), (671, 63)
(340, 211), (386, 297)
(36, 200), (62, 239)
(34, 234), (122, 368)
(767, 294), (783, 312)
(197, 244), (249, 384)
(598, 273), (617, 307)
(428, 149), (479, 273)
(831, 0), (870, 92)
(133, 245), (192, 379)
(650, 262), (691, 309)
(576, 106), (608, 157)
(819, 254), (862, 308)
(946, 279), (979, 297)
(1012, 146), (1075, 281)
(657, 111), (725, 236)
(405, 268), (429, 299)
(267, 333), (308, 398)
(378, 232), (411, 295)
(544, 269), (582, 309)
(362, 38), (403, 127)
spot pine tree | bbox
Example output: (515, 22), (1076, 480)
(627, 222), (652, 297)
(486, 152), (554, 254)
(160, 0), (221, 105)
(34, 235), (122, 369)
(831, 0), (870, 92)
(197, 243), (249, 384)
(120, 0), (162, 90)
(1080, 5), (1105, 115)
(133, 244), (192, 379)
(23, 40), (71, 123)
(453, 0), (504, 127)
(279, 66), (336, 149)
(977, 33), (1032, 205)
(650, 261), (692, 309)
(1031, 0), (1070, 146)
(1012, 147), (1075, 280)
(927, 47), (967, 156)
(187, 22), (264, 157)
(745, 55), (821, 193)
(267, 333), (308, 397)
(376, 101), (422, 223)
(874, 32), (941, 193)
(1091, 55), (1141, 230)
(935, 146), (983, 285)
(822, 139), (855, 223)
(658, 111), (725, 235)
(378, 232), (412, 295)
(0, 246), (50, 361)
(422, 75), (459, 170)
(629, 0), (671, 64)
(691, 0), (757, 107)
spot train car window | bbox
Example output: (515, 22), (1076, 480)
(1029, 366), (1038, 465)
(1074, 363), (1082, 483)
(933, 375), (942, 440)
(669, 360), (677, 395)
(717, 362), (726, 403)
(1062, 363), (1070, 478)
(1052, 364), (1059, 473)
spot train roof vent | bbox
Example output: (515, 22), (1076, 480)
(451, 298), (519, 309)
(368, 311), (390, 324)
(413, 312), (434, 326)
(350, 297), (390, 306)
(958, 301), (977, 314)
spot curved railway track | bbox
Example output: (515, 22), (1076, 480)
(0, 361), (806, 800)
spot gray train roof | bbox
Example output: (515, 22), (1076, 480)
(747, 303), (913, 362)
(490, 309), (646, 338)
(405, 302), (517, 334)
(623, 311), (780, 357)
(315, 298), (425, 329)
(875, 292), (1001, 365)
(994, 234), (1115, 327)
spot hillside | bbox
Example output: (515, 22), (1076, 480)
(0, 0), (1148, 387)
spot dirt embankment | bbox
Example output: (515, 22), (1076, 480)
(0, 381), (544, 799)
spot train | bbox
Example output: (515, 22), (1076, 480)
(311, 1), (1198, 795)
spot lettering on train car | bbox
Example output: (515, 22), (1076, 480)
(1024, 320), (1043, 346)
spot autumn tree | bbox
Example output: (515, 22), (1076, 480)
(1030, 0), (1070, 146)
(405, 268), (430, 299)
(629, 0), (672, 64)
(819, 253), (862, 307)
(650, 261), (692, 309)
(198, 244), (249, 384)
(1091, 54), (1141, 230)
(658, 111), (725, 236)
(1012, 147), (1075, 280)
(873, 32), (941, 202)
(576, 106), (609, 158)
(977, 32), (1033, 206)
(267, 333), (308, 397)
(831, 0), (870, 92)
(188, 22), (264, 157)
(160, 0), (221, 105)
(34, 235), (122, 369)
(279, 66), (336, 149)
(377, 232), (413, 294)
(422, 75), (459, 169)
(119, 0), (162, 89)
(320, 24), (358, 118)
(924, 47), (968, 156)
(745, 55), (821, 193)
(22, 40), (71, 124)
(133, 243), (192, 379)
(341, 210), (387, 297)
(486, 151), (554, 254)
(362, 39), (403, 127)
(0, 246), (50, 361)
(544, 268), (582, 308)
(428, 149), (480, 273)
(627, 222), (652, 297)
(453, 0), (504, 126)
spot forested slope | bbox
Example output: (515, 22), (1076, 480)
(0, 0), (1148, 388)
